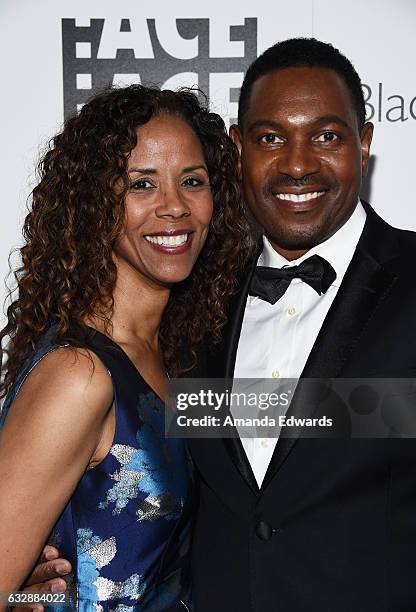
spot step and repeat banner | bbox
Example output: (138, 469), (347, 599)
(0, 0), (415, 315)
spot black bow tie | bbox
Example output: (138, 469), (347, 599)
(249, 254), (337, 305)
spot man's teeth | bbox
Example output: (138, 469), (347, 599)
(274, 191), (325, 202)
(145, 233), (188, 247)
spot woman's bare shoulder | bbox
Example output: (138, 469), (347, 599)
(5, 346), (114, 426)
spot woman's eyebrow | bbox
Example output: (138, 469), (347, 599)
(128, 167), (157, 174)
(182, 165), (208, 173)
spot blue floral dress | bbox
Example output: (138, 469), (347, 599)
(0, 327), (194, 611)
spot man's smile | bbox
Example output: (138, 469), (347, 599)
(272, 191), (326, 203)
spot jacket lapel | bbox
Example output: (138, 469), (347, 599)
(206, 251), (260, 493)
(261, 206), (400, 489)
(205, 253), (259, 379)
(214, 206), (400, 493)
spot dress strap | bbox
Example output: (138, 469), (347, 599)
(0, 331), (69, 428)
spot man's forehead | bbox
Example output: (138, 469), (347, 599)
(245, 66), (357, 126)
(250, 65), (345, 92)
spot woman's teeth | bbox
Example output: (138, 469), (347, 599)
(274, 191), (325, 202)
(145, 234), (188, 246)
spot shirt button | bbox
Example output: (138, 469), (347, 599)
(287, 307), (296, 316)
(261, 439), (269, 448)
(272, 370), (280, 378)
(256, 520), (277, 541)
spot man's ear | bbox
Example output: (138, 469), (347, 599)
(360, 121), (374, 177)
(229, 124), (242, 180)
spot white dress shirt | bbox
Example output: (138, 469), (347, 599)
(233, 202), (367, 487)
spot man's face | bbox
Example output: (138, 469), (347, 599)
(231, 67), (373, 260)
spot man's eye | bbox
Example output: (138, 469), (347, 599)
(182, 176), (204, 187)
(260, 134), (283, 144)
(130, 178), (154, 190)
(316, 131), (338, 143)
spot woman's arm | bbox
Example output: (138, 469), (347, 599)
(0, 347), (114, 594)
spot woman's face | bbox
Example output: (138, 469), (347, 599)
(114, 114), (213, 287)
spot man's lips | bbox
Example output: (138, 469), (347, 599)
(272, 189), (327, 203)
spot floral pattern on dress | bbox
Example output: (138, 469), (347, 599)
(99, 393), (186, 521)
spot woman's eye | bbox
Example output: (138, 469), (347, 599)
(316, 131), (339, 143)
(182, 176), (204, 187)
(130, 178), (154, 190)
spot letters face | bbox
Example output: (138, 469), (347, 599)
(62, 17), (257, 128)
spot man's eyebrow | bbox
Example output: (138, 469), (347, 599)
(247, 119), (285, 133)
(247, 115), (352, 133)
(313, 115), (352, 130)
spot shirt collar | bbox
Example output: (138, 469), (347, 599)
(258, 201), (367, 288)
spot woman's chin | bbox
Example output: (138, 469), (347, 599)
(159, 272), (192, 286)
(149, 266), (194, 288)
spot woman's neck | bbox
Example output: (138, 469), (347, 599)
(90, 255), (170, 349)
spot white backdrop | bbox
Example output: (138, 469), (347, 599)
(1, 0), (415, 320)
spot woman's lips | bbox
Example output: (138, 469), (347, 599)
(144, 232), (193, 254)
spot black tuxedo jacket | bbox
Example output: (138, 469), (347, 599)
(188, 204), (416, 612)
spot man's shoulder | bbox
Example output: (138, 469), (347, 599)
(384, 218), (416, 258)
(370, 213), (416, 284)
(394, 225), (416, 247)
(362, 202), (416, 257)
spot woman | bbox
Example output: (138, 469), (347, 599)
(0, 85), (253, 610)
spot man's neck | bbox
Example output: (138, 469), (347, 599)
(267, 244), (309, 261)
(260, 201), (367, 284)
(266, 203), (362, 262)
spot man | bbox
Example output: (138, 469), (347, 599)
(28, 38), (416, 611)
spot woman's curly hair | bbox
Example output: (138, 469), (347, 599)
(0, 84), (255, 397)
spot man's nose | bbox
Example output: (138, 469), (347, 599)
(155, 188), (191, 219)
(277, 141), (320, 179)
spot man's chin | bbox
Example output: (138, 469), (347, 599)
(266, 226), (327, 253)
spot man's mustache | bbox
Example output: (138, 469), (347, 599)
(263, 175), (334, 196)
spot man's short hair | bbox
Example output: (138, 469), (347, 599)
(238, 37), (366, 130)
